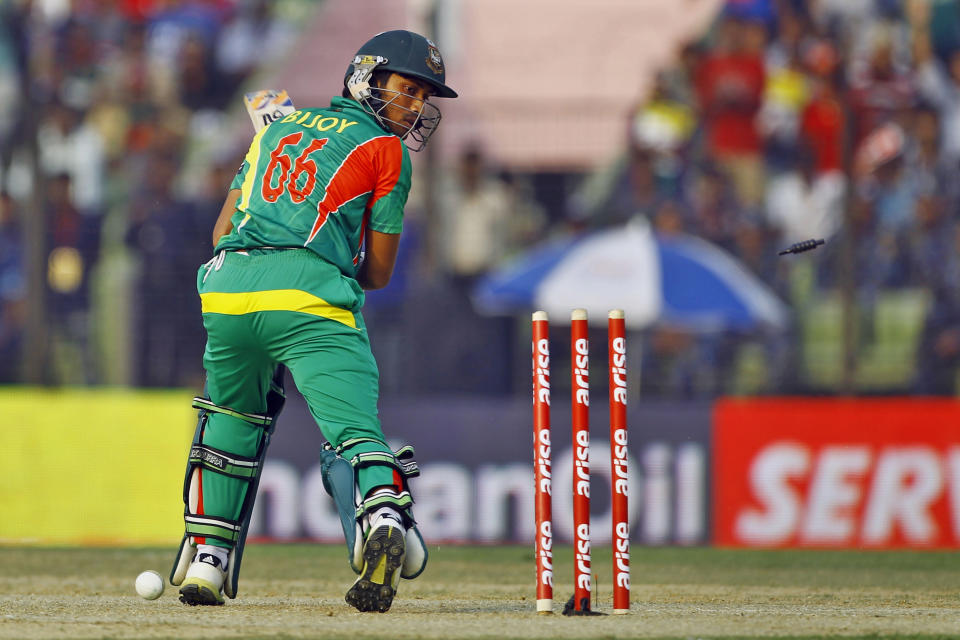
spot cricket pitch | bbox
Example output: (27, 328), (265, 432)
(1, 545), (959, 639)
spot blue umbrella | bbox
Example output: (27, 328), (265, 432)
(472, 219), (789, 332)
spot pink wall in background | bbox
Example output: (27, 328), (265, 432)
(265, 0), (721, 170)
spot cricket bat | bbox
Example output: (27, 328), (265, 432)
(243, 89), (296, 132)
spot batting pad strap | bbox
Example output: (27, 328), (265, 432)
(192, 397), (273, 430)
(348, 446), (419, 479)
(356, 487), (414, 520)
(350, 451), (399, 471)
(189, 444), (260, 480)
(185, 514), (242, 545)
(330, 437), (386, 455)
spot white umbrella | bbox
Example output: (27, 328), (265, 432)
(473, 218), (789, 332)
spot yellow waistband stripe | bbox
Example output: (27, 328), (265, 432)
(200, 289), (357, 329)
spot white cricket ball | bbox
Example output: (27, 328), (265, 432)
(135, 570), (165, 600)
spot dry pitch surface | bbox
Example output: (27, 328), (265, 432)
(1, 545), (959, 640)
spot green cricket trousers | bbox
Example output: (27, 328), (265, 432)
(193, 248), (397, 548)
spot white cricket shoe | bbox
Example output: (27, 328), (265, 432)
(178, 553), (226, 606)
(345, 513), (406, 613)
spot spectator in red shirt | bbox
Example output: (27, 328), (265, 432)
(696, 13), (767, 207)
(800, 38), (845, 177)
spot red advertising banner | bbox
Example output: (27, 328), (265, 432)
(714, 398), (960, 549)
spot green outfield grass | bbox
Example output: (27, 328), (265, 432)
(1, 544), (958, 639)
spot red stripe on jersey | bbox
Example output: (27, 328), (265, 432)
(305, 136), (403, 246)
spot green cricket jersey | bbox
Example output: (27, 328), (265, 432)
(218, 97), (412, 279)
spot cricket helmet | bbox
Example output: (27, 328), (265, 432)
(344, 30), (457, 151)
(345, 30), (458, 99)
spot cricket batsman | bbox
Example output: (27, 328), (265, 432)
(168, 29), (457, 613)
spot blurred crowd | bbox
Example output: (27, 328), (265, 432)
(0, 0), (295, 386)
(3, 0), (960, 398)
(560, 0), (960, 396)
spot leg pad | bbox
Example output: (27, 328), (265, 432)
(170, 366), (286, 599)
(320, 440), (428, 579)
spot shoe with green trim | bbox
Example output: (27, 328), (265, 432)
(345, 515), (406, 612)
(178, 553), (226, 606)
